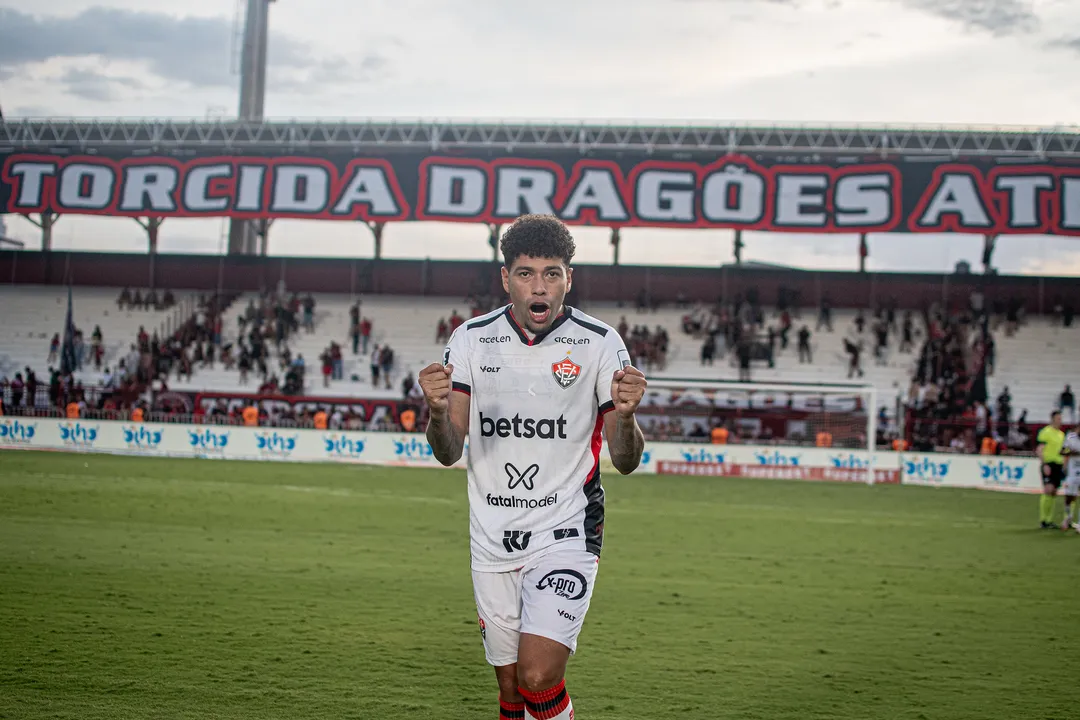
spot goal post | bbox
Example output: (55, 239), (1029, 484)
(638, 378), (879, 485)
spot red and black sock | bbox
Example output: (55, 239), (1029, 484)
(519, 680), (573, 720)
(500, 698), (525, 720)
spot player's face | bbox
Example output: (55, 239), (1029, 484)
(502, 256), (573, 333)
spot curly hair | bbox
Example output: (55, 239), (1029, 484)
(500, 214), (576, 269)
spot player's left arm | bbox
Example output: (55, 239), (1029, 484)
(594, 330), (646, 474)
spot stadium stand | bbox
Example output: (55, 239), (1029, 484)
(0, 285), (196, 389)
(1, 284), (1077, 445)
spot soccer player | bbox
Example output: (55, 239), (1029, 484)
(418, 214), (647, 720)
(1060, 426), (1080, 531)
(1035, 411), (1066, 529)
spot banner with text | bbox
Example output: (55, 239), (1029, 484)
(0, 417), (1041, 494)
(5, 150), (1080, 236)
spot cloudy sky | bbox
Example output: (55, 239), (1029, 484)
(3, 0), (1080, 274)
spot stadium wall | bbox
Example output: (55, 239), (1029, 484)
(0, 417), (1041, 494)
(2, 251), (1079, 309)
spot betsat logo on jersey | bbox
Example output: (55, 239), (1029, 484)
(978, 460), (1025, 488)
(324, 434), (365, 459)
(904, 457), (951, 483)
(254, 431), (298, 458)
(0, 419), (37, 445)
(479, 412), (568, 439)
(122, 426), (163, 451)
(59, 422), (99, 448)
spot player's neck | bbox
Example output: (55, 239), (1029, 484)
(509, 304), (565, 339)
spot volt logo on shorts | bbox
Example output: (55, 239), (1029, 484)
(506, 462), (539, 490)
(535, 569), (588, 601)
(503, 530), (532, 553)
(557, 609), (577, 622)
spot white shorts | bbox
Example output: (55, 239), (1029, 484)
(1064, 472), (1080, 496)
(472, 547), (599, 667)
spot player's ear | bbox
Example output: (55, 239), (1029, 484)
(565, 266), (573, 293)
(501, 265), (510, 295)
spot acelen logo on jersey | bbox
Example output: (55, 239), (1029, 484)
(479, 412), (568, 439)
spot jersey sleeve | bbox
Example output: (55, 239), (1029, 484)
(1037, 427), (1050, 445)
(444, 325), (473, 396)
(1065, 433), (1080, 454)
(594, 330), (631, 415)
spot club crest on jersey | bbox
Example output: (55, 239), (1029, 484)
(551, 357), (581, 389)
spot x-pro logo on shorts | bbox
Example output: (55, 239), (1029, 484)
(505, 462), (539, 490)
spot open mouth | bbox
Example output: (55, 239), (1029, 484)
(527, 302), (551, 325)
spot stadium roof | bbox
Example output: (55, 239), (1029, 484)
(3, 118), (1080, 158)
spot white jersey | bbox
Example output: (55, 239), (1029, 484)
(445, 304), (629, 572)
(1066, 432), (1080, 479)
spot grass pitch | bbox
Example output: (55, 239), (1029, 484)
(0, 450), (1074, 720)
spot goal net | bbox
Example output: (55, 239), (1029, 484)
(637, 378), (879, 484)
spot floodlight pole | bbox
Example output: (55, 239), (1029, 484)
(229, 0), (275, 256)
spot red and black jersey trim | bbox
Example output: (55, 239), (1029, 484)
(503, 305), (573, 346)
(569, 312), (609, 337)
(451, 381), (471, 395)
(465, 312), (503, 330)
(599, 399), (615, 415)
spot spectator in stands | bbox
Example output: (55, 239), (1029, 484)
(24, 368), (37, 409)
(900, 312), (915, 353)
(370, 344), (381, 387)
(1060, 385), (1075, 423)
(435, 317), (449, 344)
(117, 287), (132, 309)
(321, 350), (333, 388)
(1064, 301), (1075, 328)
(449, 310), (464, 333)
(700, 333), (716, 366)
(379, 345), (395, 390)
(874, 318), (889, 366)
(817, 296), (833, 332)
(737, 338), (752, 382)
(10, 372), (24, 408)
(131, 289), (143, 309)
(360, 317), (373, 354)
(845, 338), (864, 378)
(48, 333), (59, 363)
(798, 326), (812, 363)
(854, 311), (865, 334)
(617, 316), (629, 340)
(302, 294), (316, 332)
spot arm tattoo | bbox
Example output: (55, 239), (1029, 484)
(427, 411), (465, 466)
(609, 413), (645, 474)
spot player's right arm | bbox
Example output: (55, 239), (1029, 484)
(420, 327), (473, 467)
(420, 363), (469, 466)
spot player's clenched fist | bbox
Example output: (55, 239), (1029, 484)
(610, 365), (647, 418)
(419, 363), (454, 415)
